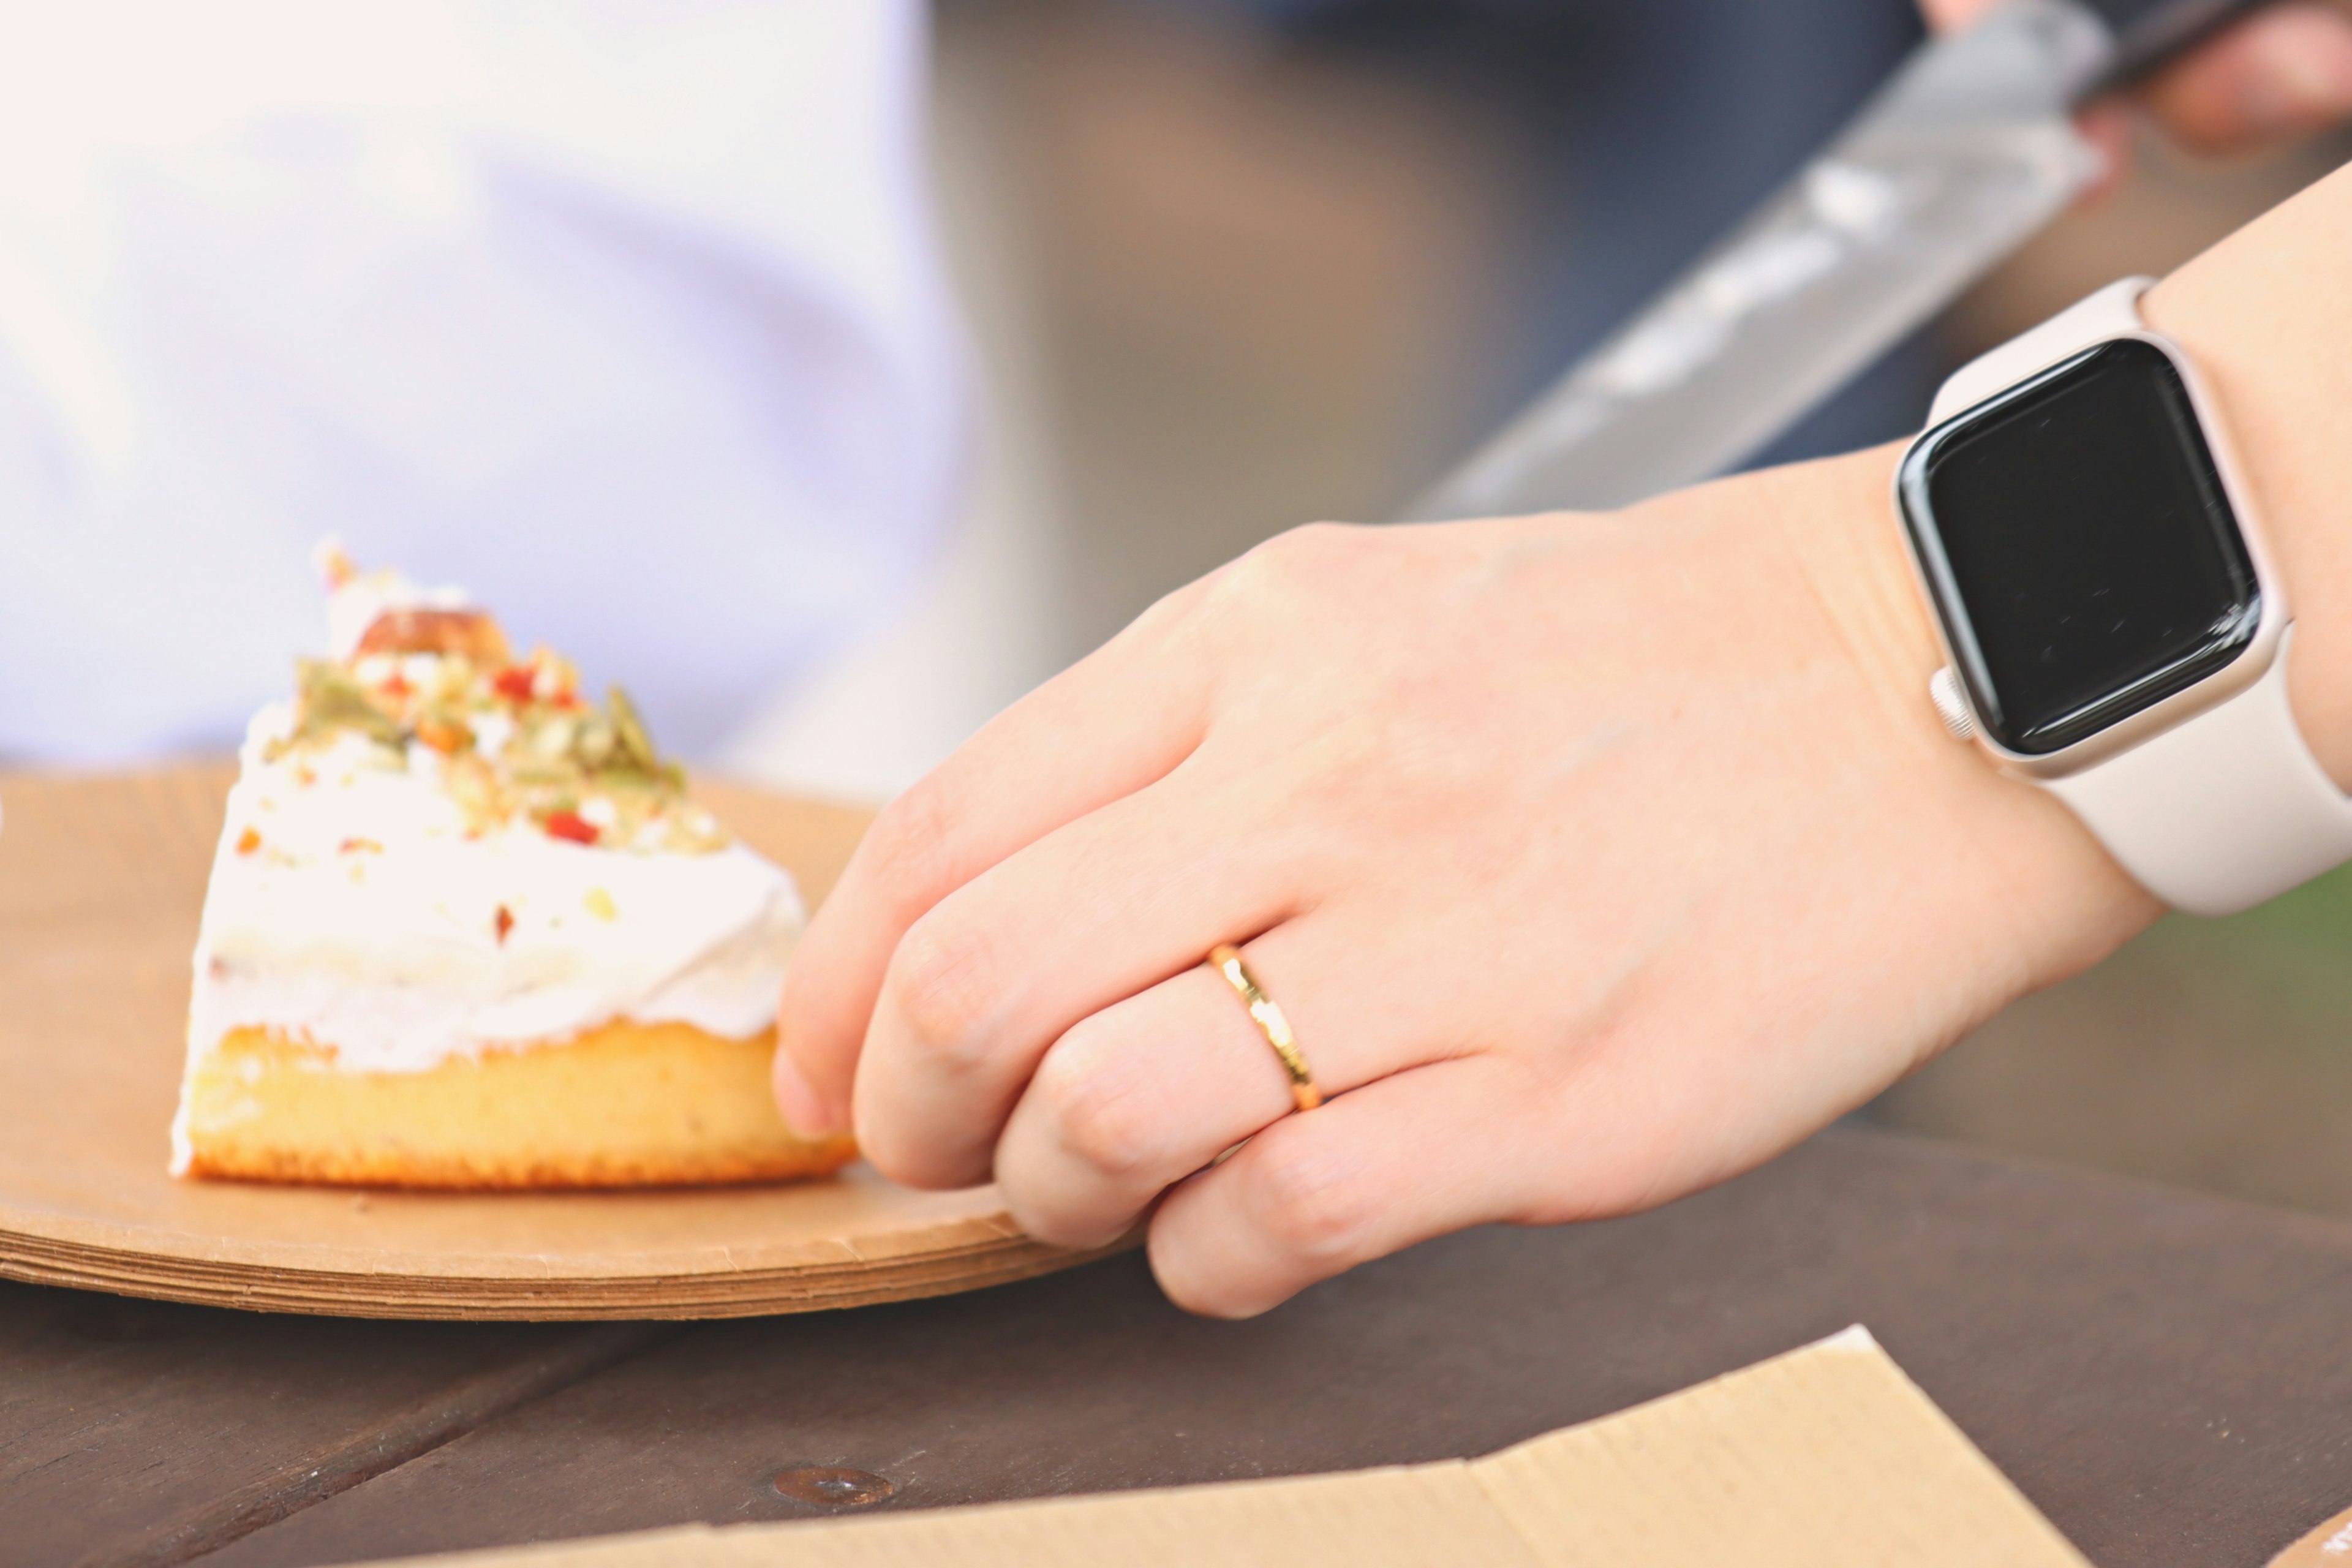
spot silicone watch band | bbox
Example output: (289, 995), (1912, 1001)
(1924, 279), (2352, 916)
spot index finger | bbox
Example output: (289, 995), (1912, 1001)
(774, 576), (1219, 1134)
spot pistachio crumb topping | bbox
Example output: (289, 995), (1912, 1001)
(267, 584), (727, 854)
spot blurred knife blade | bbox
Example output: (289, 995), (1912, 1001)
(1406, 0), (2119, 520)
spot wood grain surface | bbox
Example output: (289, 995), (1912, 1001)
(0, 766), (1110, 1320)
(192, 1130), (2352, 1568)
(0, 1277), (663, 1568)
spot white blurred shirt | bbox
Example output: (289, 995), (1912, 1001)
(0, 0), (962, 761)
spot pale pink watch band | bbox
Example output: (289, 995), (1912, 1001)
(1926, 279), (2352, 916)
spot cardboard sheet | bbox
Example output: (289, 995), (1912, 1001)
(349, 1327), (2092, 1568)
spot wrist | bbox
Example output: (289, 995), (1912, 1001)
(1634, 442), (2158, 989)
(2144, 162), (2352, 786)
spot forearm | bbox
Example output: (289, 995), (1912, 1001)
(1635, 434), (2159, 1012)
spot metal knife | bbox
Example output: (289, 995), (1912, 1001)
(1407, 0), (2266, 520)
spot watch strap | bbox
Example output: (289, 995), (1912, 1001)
(1928, 277), (2352, 916)
(2043, 627), (2352, 914)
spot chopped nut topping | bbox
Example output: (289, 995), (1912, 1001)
(277, 661), (404, 754)
(268, 556), (729, 854)
(353, 608), (513, 665)
(608, 686), (661, 773)
(543, 810), (600, 846)
(583, 887), (617, 921)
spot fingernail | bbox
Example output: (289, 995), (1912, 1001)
(772, 1047), (845, 1139)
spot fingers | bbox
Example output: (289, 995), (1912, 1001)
(2133, 2), (2352, 155)
(774, 576), (1220, 1135)
(848, 758), (1316, 1188)
(1144, 1057), (1535, 1319)
(990, 915), (1458, 1249)
(1926, 1), (2352, 165)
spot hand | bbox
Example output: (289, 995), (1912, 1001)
(770, 34), (2352, 1325)
(1923, 0), (2352, 159)
(772, 446), (2152, 1317)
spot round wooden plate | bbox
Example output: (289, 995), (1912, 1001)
(0, 766), (1113, 1320)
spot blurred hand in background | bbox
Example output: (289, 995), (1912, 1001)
(1926, 0), (2352, 160)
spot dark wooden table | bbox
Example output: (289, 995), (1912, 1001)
(10, 1126), (2351, 1568)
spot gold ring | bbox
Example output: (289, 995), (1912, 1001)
(1207, 943), (1321, 1112)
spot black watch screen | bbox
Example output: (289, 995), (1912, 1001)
(1898, 337), (2260, 756)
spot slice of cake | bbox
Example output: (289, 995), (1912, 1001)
(171, 549), (856, 1188)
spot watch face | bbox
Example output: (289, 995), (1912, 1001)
(1899, 337), (2260, 756)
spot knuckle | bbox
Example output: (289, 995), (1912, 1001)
(855, 1115), (941, 1186)
(1004, 1194), (1121, 1253)
(1245, 1143), (1378, 1267)
(883, 915), (1006, 1076)
(1256, 518), (1352, 567)
(859, 780), (964, 921)
(1035, 1031), (1163, 1182)
(1150, 1253), (1254, 1321)
(862, 1122), (989, 1194)
(1210, 522), (1360, 621)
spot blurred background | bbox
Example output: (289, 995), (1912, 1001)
(725, 0), (2352, 1224)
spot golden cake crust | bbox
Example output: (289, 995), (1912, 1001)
(177, 1020), (856, 1189)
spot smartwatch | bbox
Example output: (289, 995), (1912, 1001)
(1895, 276), (2352, 916)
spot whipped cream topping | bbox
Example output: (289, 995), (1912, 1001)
(187, 713), (802, 1076)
